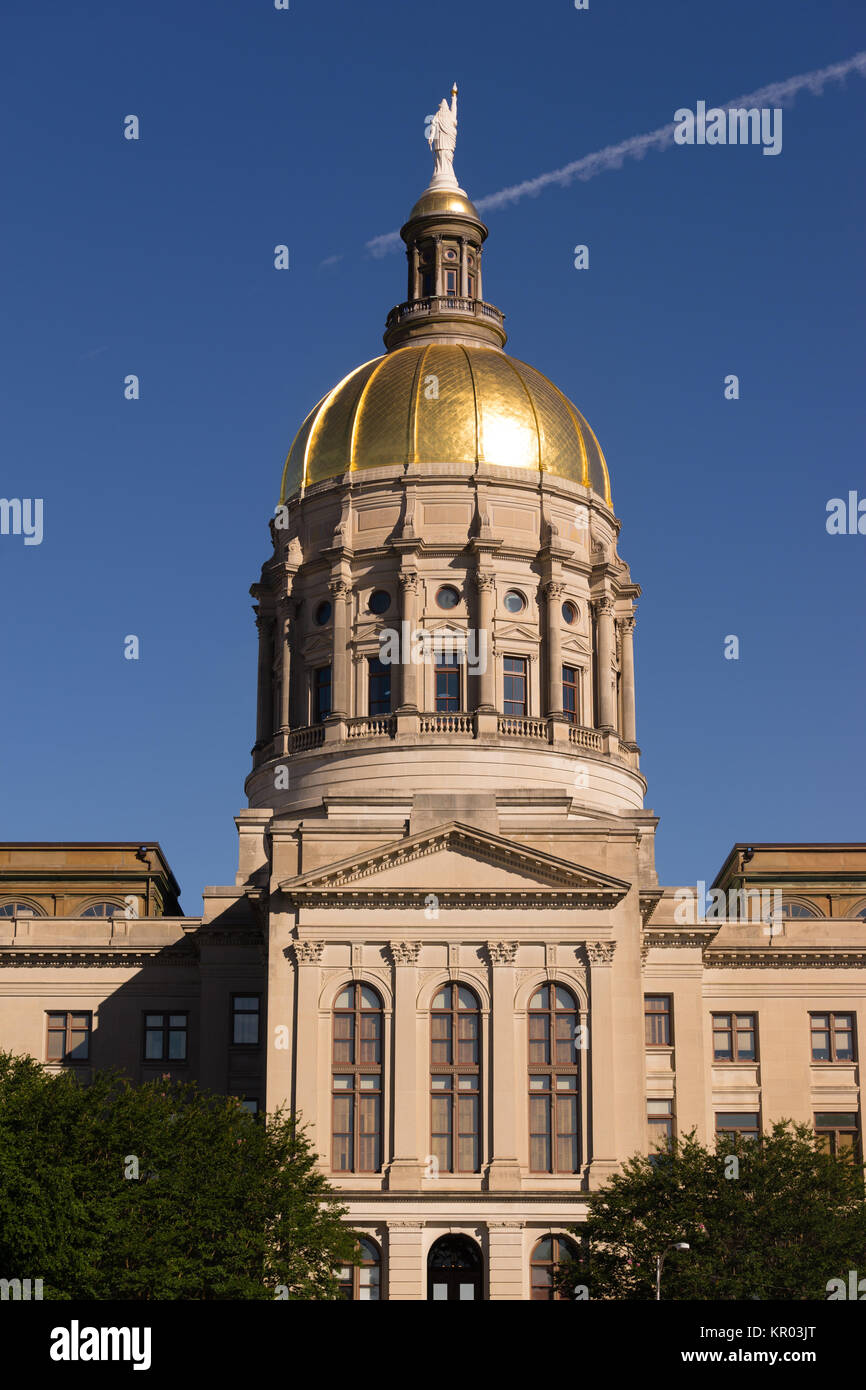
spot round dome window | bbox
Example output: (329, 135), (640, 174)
(436, 585), (460, 610)
(562, 601), (578, 625)
(314, 600), (332, 626)
(368, 589), (391, 615)
(504, 590), (526, 614)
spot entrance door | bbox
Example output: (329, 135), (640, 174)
(427, 1235), (483, 1301)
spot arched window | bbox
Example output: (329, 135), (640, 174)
(80, 901), (124, 918)
(0, 901), (43, 917)
(338, 1236), (382, 1300)
(332, 983), (383, 1173)
(427, 1234), (483, 1301)
(769, 898), (819, 920)
(430, 983), (481, 1173)
(530, 1234), (579, 1301)
(528, 984), (579, 1173)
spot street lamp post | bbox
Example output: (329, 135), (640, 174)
(655, 1242), (690, 1301)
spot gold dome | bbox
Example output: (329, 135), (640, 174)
(405, 188), (483, 222)
(281, 344), (612, 505)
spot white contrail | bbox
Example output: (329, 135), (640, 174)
(365, 51), (866, 257)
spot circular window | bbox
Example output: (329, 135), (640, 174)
(504, 590), (526, 614)
(562, 601), (578, 625)
(314, 600), (332, 626)
(445, 249), (457, 260)
(436, 585), (460, 610)
(368, 589), (391, 615)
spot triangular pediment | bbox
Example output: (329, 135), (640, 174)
(280, 821), (630, 908)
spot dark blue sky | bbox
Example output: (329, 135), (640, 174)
(2, 0), (864, 909)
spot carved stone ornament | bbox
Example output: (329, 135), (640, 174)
(293, 940), (324, 964)
(585, 940), (616, 966)
(389, 941), (421, 965)
(487, 941), (518, 965)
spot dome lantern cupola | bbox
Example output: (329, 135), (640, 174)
(384, 83), (506, 352)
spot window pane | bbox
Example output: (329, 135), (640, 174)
(46, 1031), (64, 1060)
(168, 1030), (186, 1060)
(457, 987), (477, 1010)
(359, 986), (380, 1009)
(335, 986), (352, 1008)
(554, 986), (576, 1010)
(234, 998), (259, 1012)
(432, 987), (450, 1009)
(332, 1075), (353, 1089)
(68, 1031), (89, 1061)
(531, 986), (549, 1009)
(233, 1015), (258, 1045)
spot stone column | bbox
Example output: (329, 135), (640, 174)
(593, 596), (616, 730)
(254, 611), (274, 749)
(544, 582), (565, 716)
(433, 235), (443, 296)
(486, 942), (522, 1189)
(487, 1222), (526, 1300)
(620, 615), (637, 744)
(474, 571), (496, 711)
(386, 941), (422, 1189)
(328, 578), (350, 719)
(586, 940), (618, 1185)
(276, 604), (291, 752)
(410, 243), (420, 299)
(293, 941), (323, 1157)
(387, 1222), (425, 1301)
(397, 571), (419, 711)
(459, 236), (469, 296)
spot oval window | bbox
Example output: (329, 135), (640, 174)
(368, 590), (391, 615)
(562, 601), (578, 625)
(436, 585), (460, 610)
(314, 600), (332, 626)
(504, 590), (525, 614)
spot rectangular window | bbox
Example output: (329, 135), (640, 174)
(445, 268), (458, 297)
(421, 271), (434, 298)
(46, 1011), (92, 1063)
(562, 665), (579, 724)
(712, 1012), (757, 1062)
(434, 652), (460, 712)
(648, 1098), (674, 1156)
(313, 666), (332, 723)
(232, 995), (261, 1046)
(810, 1012), (855, 1063)
(367, 656), (391, 716)
(645, 995), (672, 1047)
(814, 1111), (860, 1157)
(143, 1012), (188, 1062)
(715, 1112), (760, 1141)
(467, 273), (476, 298)
(503, 656), (527, 717)
(234, 1096), (259, 1115)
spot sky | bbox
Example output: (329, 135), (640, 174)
(1, 0), (864, 910)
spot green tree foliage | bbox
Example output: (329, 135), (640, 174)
(558, 1122), (866, 1300)
(0, 1052), (358, 1299)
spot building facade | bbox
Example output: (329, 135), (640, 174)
(1, 119), (864, 1301)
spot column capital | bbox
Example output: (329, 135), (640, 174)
(487, 941), (518, 966)
(398, 570), (419, 593)
(592, 595), (615, 617)
(328, 578), (351, 600)
(389, 940), (421, 966)
(620, 614), (636, 633)
(292, 940), (324, 964)
(585, 940), (616, 967)
(544, 581), (566, 600)
(474, 571), (496, 592)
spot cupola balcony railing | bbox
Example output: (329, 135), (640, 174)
(277, 714), (637, 768)
(385, 297), (505, 332)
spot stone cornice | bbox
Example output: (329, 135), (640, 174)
(0, 947), (197, 969)
(703, 947), (866, 969)
(639, 890), (663, 926)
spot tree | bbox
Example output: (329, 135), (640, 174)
(557, 1121), (866, 1300)
(0, 1052), (358, 1299)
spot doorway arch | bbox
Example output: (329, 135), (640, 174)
(427, 1234), (484, 1301)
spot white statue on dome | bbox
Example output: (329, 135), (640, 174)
(427, 83), (459, 189)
